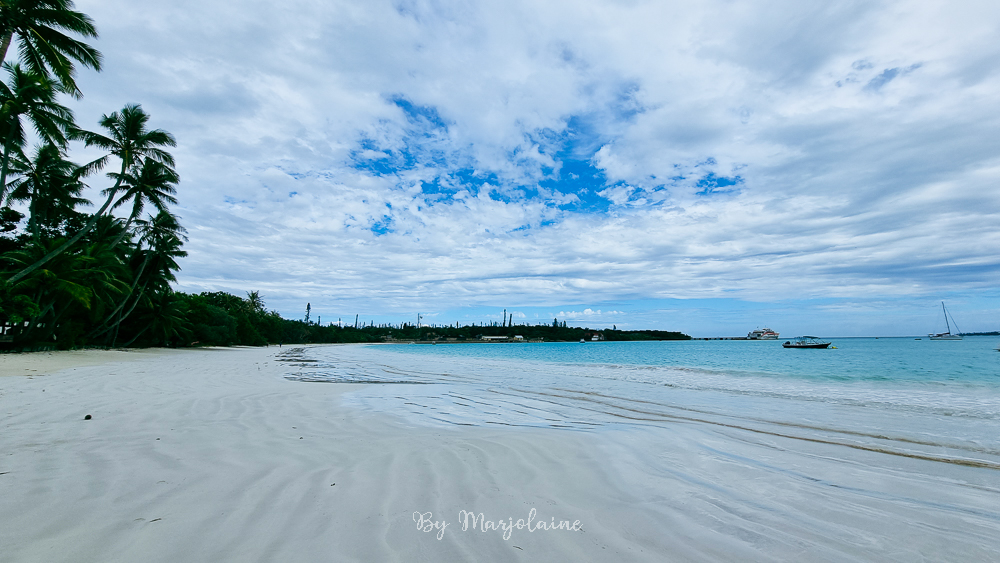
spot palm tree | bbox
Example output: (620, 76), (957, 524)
(8, 104), (175, 284)
(89, 209), (186, 342)
(110, 211), (186, 345)
(135, 210), (187, 289)
(135, 209), (186, 254)
(124, 290), (190, 347)
(73, 232), (129, 323)
(0, 0), (101, 97)
(0, 62), (74, 203)
(6, 142), (87, 243)
(1, 237), (117, 344)
(108, 157), (178, 248)
(246, 290), (264, 313)
(84, 212), (129, 253)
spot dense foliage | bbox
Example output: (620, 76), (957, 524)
(0, 0), (185, 350)
(148, 294), (690, 347)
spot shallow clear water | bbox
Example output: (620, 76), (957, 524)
(279, 338), (1000, 559)
(281, 337), (1000, 464)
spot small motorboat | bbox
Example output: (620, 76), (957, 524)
(783, 336), (832, 349)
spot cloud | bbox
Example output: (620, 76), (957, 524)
(55, 0), (1000, 333)
(558, 309), (624, 320)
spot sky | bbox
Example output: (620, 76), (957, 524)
(48, 0), (1000, 336)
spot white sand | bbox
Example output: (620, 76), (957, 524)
(3, 345), (999, 562)
(0, 346), (674, 562)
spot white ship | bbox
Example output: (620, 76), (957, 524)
(747, 328), (779, 340)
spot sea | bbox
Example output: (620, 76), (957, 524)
(285, 337), (1000, 456)
(281, 337), (1000, 559)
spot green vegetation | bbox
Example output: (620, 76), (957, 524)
(0, 0), (184, 350)
(0, 2), (690, 351)
(69, 290), (689, 347)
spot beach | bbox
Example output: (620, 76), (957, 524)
(0, 346), (664, 562)
(2, 344), (999, 562)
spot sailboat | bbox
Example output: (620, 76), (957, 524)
(929, 302), (962, 340)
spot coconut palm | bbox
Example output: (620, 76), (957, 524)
(0, 63), (74, 203)
(74, 232), (129, 319)
(124, 290), (190, 347)
(90, 209), (186, 342)
(108, 157), (178, 248)
(109, 212), (186, 345)
(0, 0), (101, 97)
(8, 104), (175, 284)
(135, 209), (186, 290)
(84, 212), (129, 254)
(246, 290), (264, 313)
(1, 236), (124, 344)
(6, 142), (87, 242)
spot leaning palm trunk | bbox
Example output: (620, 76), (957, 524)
(0, 126), (16, 204)
(108, 214), (135, 249)
(17, 104), (179, 284)
(120, 323), (150, 348)
(7, 175), (123, 284)
(28, 186), (40, 244)
(88, 252), (151, 339)
(111, 278), (150, 347)
(19, 301), (54, 341)
(0, 32), (13, 63)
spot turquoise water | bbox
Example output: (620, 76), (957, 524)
(284, 337), (1000, 447)
(385, 337), (1000, 385)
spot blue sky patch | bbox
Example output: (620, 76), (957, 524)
(370, 214), (393, 236)
(348, 96), (454, 176)
(390, 95), (450, 131)
(347, 91), (655, 215)
(696, 173), (744, 196)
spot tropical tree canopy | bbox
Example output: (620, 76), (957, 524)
(108, 157), (178, 248)
(0, 0), (101, 97)
(6, 142), (88, 241)
(7, 103), (177, 284)
(0, 62), (75, 202)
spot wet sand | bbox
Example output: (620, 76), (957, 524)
(1, 345), (998, 562)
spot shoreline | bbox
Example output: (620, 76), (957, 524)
(0, 345), (667, 562)
(2, 344), (998, 561)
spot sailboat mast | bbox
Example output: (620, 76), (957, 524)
(942, 302), (951, 334)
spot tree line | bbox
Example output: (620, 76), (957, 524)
(133, 292), (690, 348)
(0, 0), (188, 350)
